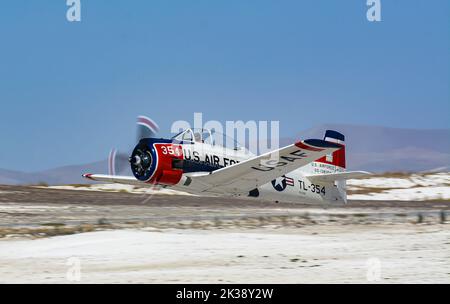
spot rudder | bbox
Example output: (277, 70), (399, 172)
(312, 130), (346, 173)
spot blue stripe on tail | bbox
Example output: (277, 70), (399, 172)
(324, 130), (345, 142)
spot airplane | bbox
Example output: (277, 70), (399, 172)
(83, 116), (371, 205)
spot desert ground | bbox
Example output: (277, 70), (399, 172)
(0, 184), (449, 283)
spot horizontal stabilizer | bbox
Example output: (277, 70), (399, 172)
(306, 171), (372, 183)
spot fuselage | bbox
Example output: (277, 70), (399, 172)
(130, 137), (345, 205)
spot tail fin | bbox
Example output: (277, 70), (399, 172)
(303, 130), (372, 204)
(310, 130), (347, 202)
(312, 130), (346, 173)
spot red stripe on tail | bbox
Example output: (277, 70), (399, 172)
(315, 144), (346, 169)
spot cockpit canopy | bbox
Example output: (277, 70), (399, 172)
(172, 128), (246, 152)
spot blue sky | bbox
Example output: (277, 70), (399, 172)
(0, 0), (449, 171)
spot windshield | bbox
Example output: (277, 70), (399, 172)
(172, 128), (245, 151)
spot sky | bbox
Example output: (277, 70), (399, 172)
(0, 0), (449, 171)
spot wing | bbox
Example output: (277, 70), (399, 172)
(189, 139), (342, 195)
(82, 174), (149, 186)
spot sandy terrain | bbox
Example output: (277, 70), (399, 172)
(347, 172), (450, 201)
(1, 226), (449, 283)
(0, 185), (449, 283)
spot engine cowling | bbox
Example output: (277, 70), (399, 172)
(130, 139), (184, 185)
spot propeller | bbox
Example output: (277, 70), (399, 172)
(136, 115), (159, 142)
(108, 116), (160, 176)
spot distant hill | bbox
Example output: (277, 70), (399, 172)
(0, 160), (110, 185)
(0, 124), (449, 185)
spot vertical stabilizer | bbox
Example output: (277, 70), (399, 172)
(312, 130), (347, 202)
